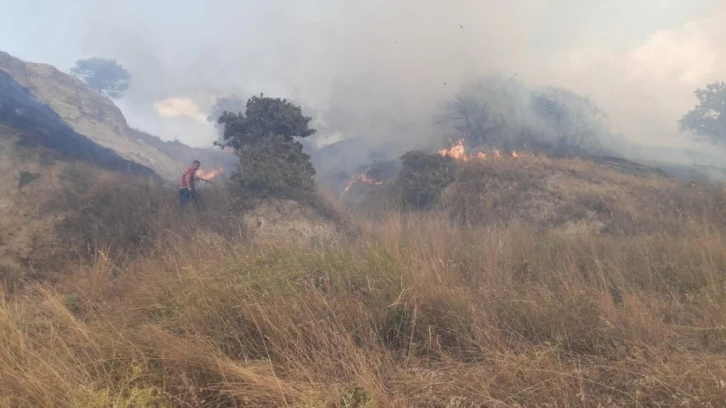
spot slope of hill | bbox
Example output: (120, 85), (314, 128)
(3, 157), (726, 406)
(0, 51), (182, 180)
(131, 129), (238, 173)
(0, 70), (156, 175)
(0, 69), (161, 272)
(343, 152), (726, 236)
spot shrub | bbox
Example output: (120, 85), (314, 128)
(395, 151), (456, 210)
(233, 135), (316, 200)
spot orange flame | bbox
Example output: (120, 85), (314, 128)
(438, 140), (532, 161)
(342, 171), (383, 195)
(197, 167), (223, 180)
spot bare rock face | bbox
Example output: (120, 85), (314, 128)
(0, 51), (182, 180)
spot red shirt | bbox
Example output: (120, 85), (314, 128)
(180, 167), (197, 189)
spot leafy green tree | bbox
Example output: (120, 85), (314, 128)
(217, 94), (317, 199)
(679, 82), (726, 145)
(395, 151), (456, 210)
(218, 93), (316, 150)
(70, 58), (131, 98)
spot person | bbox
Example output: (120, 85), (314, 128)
(179, 160), (201, 211)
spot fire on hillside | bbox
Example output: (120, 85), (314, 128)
(438, 139), (532, 161)
(339, 141), (535, 196)
(197, 167), (224, 180)
(342, 172), (384, 195)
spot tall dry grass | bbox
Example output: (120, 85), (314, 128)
(2, 204), (726, 406)
(3, 163), (726, 407)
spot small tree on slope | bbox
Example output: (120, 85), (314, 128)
(71, 58), (131, 99)
(217, 94), (317, 199)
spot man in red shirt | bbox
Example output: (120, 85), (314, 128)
(179, 160), (201, 211)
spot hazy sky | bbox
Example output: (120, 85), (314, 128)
(1, 0), (724, 157)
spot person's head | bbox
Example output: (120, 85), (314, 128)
(192, 160), (200, 170)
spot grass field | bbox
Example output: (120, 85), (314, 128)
(2, 162), (726, 407)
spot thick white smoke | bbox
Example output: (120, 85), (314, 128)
(64, 0), (725, 167)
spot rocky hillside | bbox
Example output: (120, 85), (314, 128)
(0, 68), (161, 271)
(0, 69), (155, 175)
(0, 51), (184, 180)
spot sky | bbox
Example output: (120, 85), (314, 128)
(0, 0), (724, 162)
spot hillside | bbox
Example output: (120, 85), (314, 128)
(0, 51), (183, 180)
(0, 68), (158, 271)
(131, 129), (238, 174)
(2, 163), (726, 406)
(441, 154), (722, 234)
(2, 123), (726, 406)
(3, 52), (726, 407)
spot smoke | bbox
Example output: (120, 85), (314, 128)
(64, 0), (726, 168)
(154, 97), (207, 122)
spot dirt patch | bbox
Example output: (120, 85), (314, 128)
(242, 199), (343, 244)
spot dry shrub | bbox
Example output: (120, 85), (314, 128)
(46, 165), (248, 263)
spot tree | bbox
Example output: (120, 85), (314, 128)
(441, 95), (504, 146)
(679, 82), (726, 145)
(70, 58), (131, 98)
(235, 135), (317, 199)
(529, 86), (607, 155)
(218, 93), (316, 150)
(439, 75), (610, 155)
(439, 74), (550, 152)
(438, 75), (524, 147)
(217, 94), (318, 199)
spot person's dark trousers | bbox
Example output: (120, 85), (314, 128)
(178, 188), (199, 212)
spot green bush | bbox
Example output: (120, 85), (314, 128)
(395, 151), (456, 210)
(234, 135), (316, 200)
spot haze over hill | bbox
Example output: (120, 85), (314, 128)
(2, 0), (725, 176)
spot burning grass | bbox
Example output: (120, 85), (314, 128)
(3, 200), (726, 406)
(438, 139), (535, 162)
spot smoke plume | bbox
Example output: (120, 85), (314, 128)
(58, 0), (726, 169)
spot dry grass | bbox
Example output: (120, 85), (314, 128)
(2, 163), (726, 407)
(442, 155), (726, 235)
